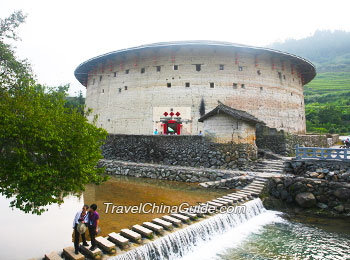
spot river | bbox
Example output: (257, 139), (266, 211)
(1, 176), (350, 260)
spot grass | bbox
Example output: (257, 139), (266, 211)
(304, 72), (350, 98)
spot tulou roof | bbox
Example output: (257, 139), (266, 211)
(74, 40), (316, 86)
(198, 101), (265, 125)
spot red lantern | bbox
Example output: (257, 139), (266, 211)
(175, 112), (181, 117)
(163, 112), (168, 117)
(170, 112), (174, 117)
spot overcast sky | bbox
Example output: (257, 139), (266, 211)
(2, 0), (350, 96)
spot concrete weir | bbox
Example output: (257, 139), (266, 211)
(41, 178), (267, 260)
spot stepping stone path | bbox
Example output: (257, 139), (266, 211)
(41, 178), (268, 260)
(95, 236), (116, 253)
(79, 241), (102, 259)
(108, 232), (129, 248)
(45, 251), (63, 260)
(63, 247), (85, 260)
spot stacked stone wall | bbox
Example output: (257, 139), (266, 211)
(102, 134), (257, 170)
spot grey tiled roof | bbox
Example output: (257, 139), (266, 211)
(198, 101), (265, 125)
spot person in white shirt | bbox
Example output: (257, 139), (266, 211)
(72, 205), (89, 254)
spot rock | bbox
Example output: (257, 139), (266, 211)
(280, 190), (289, 200)
(276, 184), (284, 191)
(295, 192), (316, 208)
(322, 168), (329, 174)
(334, 205), (344, 213)
(310, 172), (319, 178)
(317, 173), (325, 179)
(334, 188), (350, 200)
(316, 202), (328, 209)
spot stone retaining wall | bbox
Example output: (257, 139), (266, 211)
(199, 176), (254, 189)
(99, 159), (247, 183)
(256, 124), (339, 156)
(284, 159), (350, 182)
(102, 135), (257, 170)
(268, 176), (350, 214)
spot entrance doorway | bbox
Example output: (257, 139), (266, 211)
(162, 120), (182, 135)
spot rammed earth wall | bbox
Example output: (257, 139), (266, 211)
(102, 135), (258, 170)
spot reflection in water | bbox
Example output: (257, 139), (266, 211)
(84, 176), (229, 236)
(0, 176), (228, 260)
(0, 195), (82, 260)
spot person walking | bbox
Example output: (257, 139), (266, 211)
(88, 204), (100, 251)
(72, 205), (89, 254)
(154, 129), (158, 135)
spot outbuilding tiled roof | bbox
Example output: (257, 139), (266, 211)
(198, 101), (265, 125)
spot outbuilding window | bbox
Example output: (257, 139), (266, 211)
(125, 69), (129, 74)
(233, 83), (238, 89)
(210, 82), (214, 88)
(141, 68), (145, 74)
(125, 86), (128, 90)
(195, 64), (201, 71)
(219, 64), (224, 70)
(185, 82), (190, 88)
(173, 65), (178, 70)
(156, 66), (161, 72)
(241, 84), (245, 89)
(167, 83), (171, 88)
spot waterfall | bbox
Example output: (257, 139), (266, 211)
(111, 198), (267, 260)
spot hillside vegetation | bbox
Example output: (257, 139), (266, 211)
(269, 30), (350, 134)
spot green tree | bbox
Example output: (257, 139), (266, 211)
(0, 11), (108, 214)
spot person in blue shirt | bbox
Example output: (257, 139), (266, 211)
(154, 129), (158, 135)
(72, 205), (89, 254)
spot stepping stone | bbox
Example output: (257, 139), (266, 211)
(152, 218), (173, 230)
(216, 198), (234, 205)
(207, 201), (223, 208)
(132, 224), (154, 239)
(244, 188), (261, 193)
(95, 236), (116, 253)
(180, 211), (199, 219)
(185, 206), (205, 217)
(238, 191), (254, 195)
(108, 232), (129, 248)
(171, 213), (190, 223)
(63, 247), (85, 260)
(80, 241), (102, 260)
(162, 215), (182, 227)
(143, 222), (164, 234)
(228, 194), (247, 199)
(120, 229), (142, 243)
(222, 196), (240, 201)
(45, 251), (63, 260)
(212, 199), (229, 205)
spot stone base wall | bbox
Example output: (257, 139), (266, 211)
(256, 124), (339, 156)
(99, 159), (247, 183)
(268, 176), (350, 214)
(102, 135), (258, 170)
(284, 159), (350, 182)
(199, 176), (254, 189)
